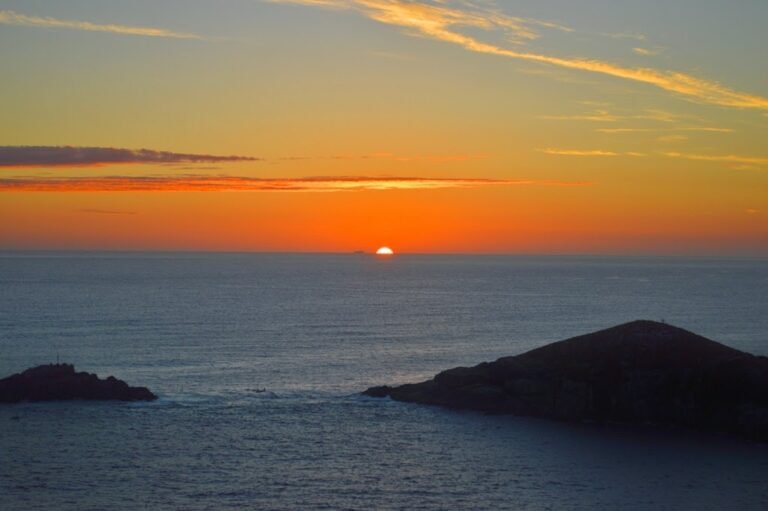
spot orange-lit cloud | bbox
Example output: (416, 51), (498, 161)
(329, 152), (489, 162)
(76, 208), (138, 215)
(0, 146), (260, 168)
(657, 135), (689, 144)
(664, 152), (768, 167)
(542, 108), (714, 126)
(540, 148), (619, 157)
(633, 47), (661, 57)
(0, 10), (201, 39)
(601, 32), (646, 41)
(0, 175), (591, 192)
(543, 148), (768, 165)
(269, 0), (768, 111)
(597, 127), (733, 134)
(540, 110), (619, 122)
(543, 106), (735, 134)
(270, 0), (572, 43)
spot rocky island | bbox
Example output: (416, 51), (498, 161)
(0, 364), (157, 403)
(365, 321), (768, 441)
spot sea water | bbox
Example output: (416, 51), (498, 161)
(1, 253), (767, 510)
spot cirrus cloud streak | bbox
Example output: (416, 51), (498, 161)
(0, 10), (201, 39)
(664, 152), (768, 167)
(269, 0), (768, 111)
(540, 148), (620, 157)
(0, 175), (592, 193)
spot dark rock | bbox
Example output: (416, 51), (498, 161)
(0, 364), (157, 403)
(364, 321), (768, 441)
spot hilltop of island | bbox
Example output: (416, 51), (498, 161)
(365, 320), (768, 441)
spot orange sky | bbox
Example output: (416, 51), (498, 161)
(1, 1), (767, 254)
(2, 184), (764, 254)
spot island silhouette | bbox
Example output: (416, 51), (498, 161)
(365, 320), (768, 441)
(0, 363), (156, 403)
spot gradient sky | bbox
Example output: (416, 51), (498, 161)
(1, 0), (766, 254)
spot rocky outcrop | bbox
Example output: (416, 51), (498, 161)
(0, 364), (157, 403)
(364, 321), (768, 441)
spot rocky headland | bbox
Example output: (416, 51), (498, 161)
(0, 364), (157, 403)
(364, 321), (768, 441)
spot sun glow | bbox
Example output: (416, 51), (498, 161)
(376, 246), (394, 255)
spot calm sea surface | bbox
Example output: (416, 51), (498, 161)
(1, 253), (767, 510)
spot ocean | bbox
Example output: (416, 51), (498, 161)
(1, 253), (767, 510)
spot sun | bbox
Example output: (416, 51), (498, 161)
(376, 246), (395, 255)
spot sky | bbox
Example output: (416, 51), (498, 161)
(1, 0), (766, 254)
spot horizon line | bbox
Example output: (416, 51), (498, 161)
(0, 248), (765, 259)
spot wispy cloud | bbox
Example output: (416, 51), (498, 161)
(329, 152), (488, 162)
(540, 148), (619, 157)
(633, 47), (661, 57)
(540, 110), (619, 122)
(271, 0), (572, 44)
(657, 134), (689, 143)
(544, 106), (734, 134)
(541, 148), (649, 158)
(76, 208), (138, 215)
(268, 0), (768, 111)
(637, 109), (686, 123)
(0, 146), (259, 168)
(0, 175), (591, 192)
(542, 148), (767, 166)
(0, 10), (201, 39)
(601, 32), (647, 41)
(664, 152), (768, 167)
(597, 127), (734, 134)
(545, 107), (697, 125)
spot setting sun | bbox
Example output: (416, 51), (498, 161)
(376, 247), (395, 255)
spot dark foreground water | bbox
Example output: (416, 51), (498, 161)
(1, 253), (767, 510)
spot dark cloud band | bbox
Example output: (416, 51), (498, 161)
(0, 146), (260, 167)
